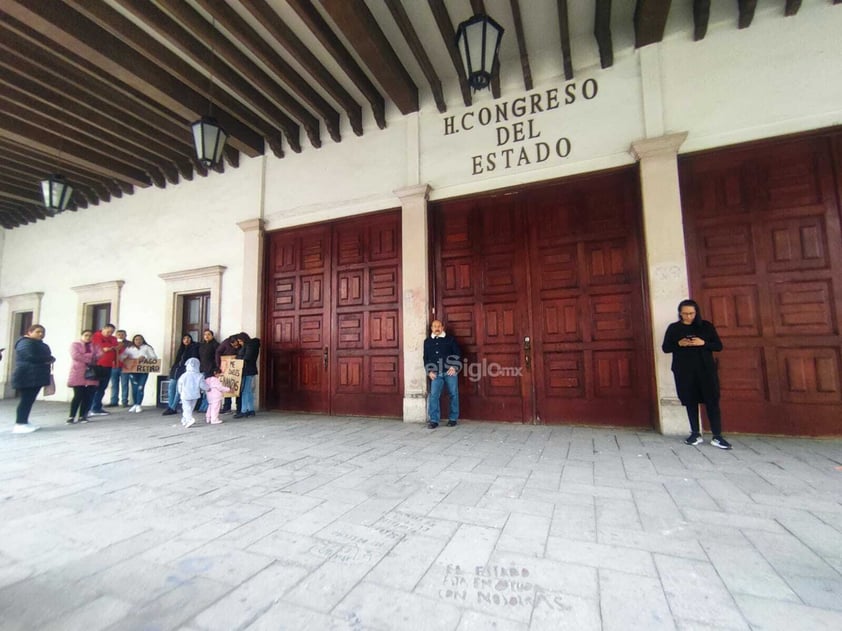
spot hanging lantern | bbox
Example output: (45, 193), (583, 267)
(191, 116), (228, 167)
(455, 14), (504, 91)
(40, 174), (74, 212)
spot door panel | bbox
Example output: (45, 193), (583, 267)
(432, 168), (653, 426)
(265, 211), (402, 417)
(680, 133), (842, 435)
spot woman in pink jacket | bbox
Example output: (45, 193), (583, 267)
(67, 329), (99, 424)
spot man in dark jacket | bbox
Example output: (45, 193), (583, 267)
(423, 320), (461, 429)
(197, 329), (220, 412)
(233, 332), (260, 418)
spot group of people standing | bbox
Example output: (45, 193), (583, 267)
(8, 300), (730, 447)
(68, 325), (157, 423)
(8, 324), (260, 433)
(158, 330), (260, 427)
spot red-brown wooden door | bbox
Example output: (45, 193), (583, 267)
(679, 132), (842, 435)
(432, 168), (653, 426)
(265, 211), (403, 417)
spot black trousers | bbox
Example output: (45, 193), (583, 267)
(686, 401), (722, 436)
(70, 385), (96, 419)
(16, 387), (40, 424)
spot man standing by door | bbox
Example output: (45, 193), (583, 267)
(424, 320), (461, 429)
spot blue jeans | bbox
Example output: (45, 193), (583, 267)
(109, 368), (131, 405)
(240, 375), (255, 412)
(428, 373), (459, 423)
(130, 373), (149, 406)
(167, 378), (181, 411)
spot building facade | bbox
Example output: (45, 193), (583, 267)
(1, 4), (841, 436)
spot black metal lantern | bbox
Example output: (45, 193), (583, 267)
(191, 116), (228, 167)
(455, 13), (504, 91)
(40, 174), (74, 213)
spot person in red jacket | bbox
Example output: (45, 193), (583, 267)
(89, 323), (118, 416)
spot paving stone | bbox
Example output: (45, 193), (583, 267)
(2, 402), (842, 630)
(600, 568), (676, 631)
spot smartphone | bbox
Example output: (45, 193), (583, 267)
(684, 335), (696, 340)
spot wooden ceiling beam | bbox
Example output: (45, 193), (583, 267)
(594, 0), (614, 68)
(384, 0), (446, 113)
(509, 0), (533, 91)
(194, 0), (341, 144)
(318, 0), (418, 115)
(287, 0), (387, 129)
(634, 0), (672, 48)
(3, 0), (264, 157)
(557, 0), (574, 80)
(0, 88), (183, 186)
(428, 0), (472, 107)
(0, 113), (152, 187)
(239, 0), (364, 136)
(134, 0), (307, 150)
(0, 20), (195, 154)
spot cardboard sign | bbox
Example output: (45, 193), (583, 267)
(219, 355), (242, 398)
(123, 358), (162, 374)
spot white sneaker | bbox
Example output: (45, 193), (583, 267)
(128, 405), (136, 413)
(183, 417), (195, 428)
(134, 405), (142, 413)
(12, 424), (40, 434)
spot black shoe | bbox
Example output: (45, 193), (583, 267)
(233, 412), (246, 419)
(161, 408), (177, 416)
(684, 433), (703, 446)
(221, 408), (232, 415)
(427, 421), (439, 429)
(246, 411), (256, 417)
(711, 436), (732, 450)
(66, 417), (76, 424)
(447, 420), (458, 427)
(104, 403), (117, 408)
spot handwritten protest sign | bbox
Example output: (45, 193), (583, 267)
(219, 355), (242, 398)
(123, 358), (162, 374)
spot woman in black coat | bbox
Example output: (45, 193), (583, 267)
(11, 324), (55, 433)
(662, 299), (732, 449)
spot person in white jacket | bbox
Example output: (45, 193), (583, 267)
(177, 357), (207, 428)
(120, 334), (157, 413)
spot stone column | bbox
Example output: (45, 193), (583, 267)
(630, 132), (689, 435)
(238, 218), (265, 407)
(395, 184), (431, 423)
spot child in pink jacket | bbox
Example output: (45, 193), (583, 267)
(204, 368), (231, 424)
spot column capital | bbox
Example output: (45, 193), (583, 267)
(630, 132), (688, 161)
(237, 218), (265, 233)
(393, 184), (431, 203)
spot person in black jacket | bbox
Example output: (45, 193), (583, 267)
(423, 320), (461, 429)
(161, 334), (200, 416)
(11, 324), (55, 433)
(233, 332), (260, 418)
(662, 299), (731, 449)
(197, 329), (220, 413)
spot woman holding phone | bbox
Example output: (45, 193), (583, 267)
(662, 299), (731, 449)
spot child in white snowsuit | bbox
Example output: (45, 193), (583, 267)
(177, 357), (206, 428)
(204, 368), (231, 424)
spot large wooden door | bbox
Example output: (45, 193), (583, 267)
(680, 133), (842, 435)
(432, 168), (653, 426)
(265, 211), (402, 417)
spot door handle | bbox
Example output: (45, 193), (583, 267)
(323, 346), (328, 370)
(523, 336), (531, 370)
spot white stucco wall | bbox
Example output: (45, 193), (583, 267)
(1, 6), (840, 417)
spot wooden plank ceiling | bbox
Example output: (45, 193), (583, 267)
(0, 0), (833, 229)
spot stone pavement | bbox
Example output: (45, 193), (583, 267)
(0, 400), (841, 631)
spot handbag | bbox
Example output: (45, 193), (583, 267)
(43, 374), (56, 396)
(85, 364), (98, 380)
